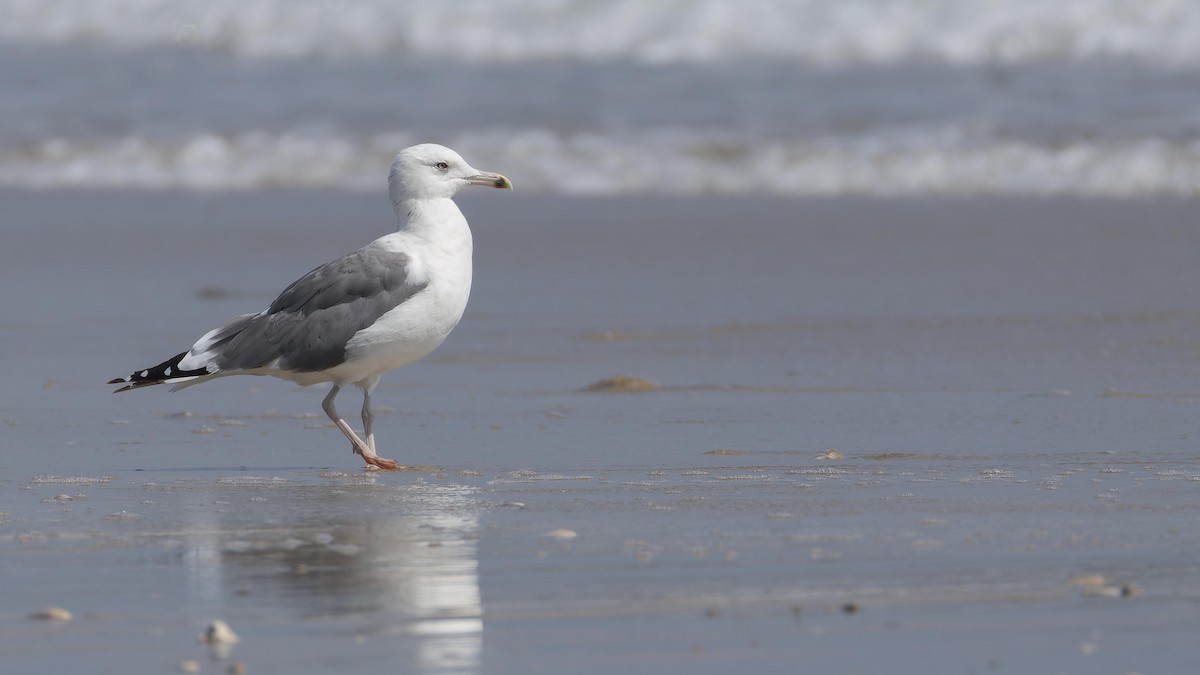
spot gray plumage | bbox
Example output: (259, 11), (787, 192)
(212, 244), (426, 373)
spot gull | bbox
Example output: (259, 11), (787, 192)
(109, 144), (512, 470)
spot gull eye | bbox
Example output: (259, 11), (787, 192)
(435, 161), (449, 172)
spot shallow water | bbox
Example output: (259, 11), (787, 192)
(2, 191), (1199, 673)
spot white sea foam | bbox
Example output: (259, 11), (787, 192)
(4, 129), (1200, 197)
(2, 0), (1199, 66)
(29, 475), (114, 484)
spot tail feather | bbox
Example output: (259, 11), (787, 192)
(108, 351), (211, 393)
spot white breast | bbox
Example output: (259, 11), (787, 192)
(335, 204), (474, 385)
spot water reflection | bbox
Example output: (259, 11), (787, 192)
(178, 481), (482, 674)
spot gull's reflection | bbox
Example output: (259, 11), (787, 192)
(178, 480), (482, 674)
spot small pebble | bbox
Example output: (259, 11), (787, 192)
(179, 661), (201, 674)
(28, 607), (72, 621)
(543, 529), (577, 541)
(841, 602), (860, 615)
(228, 663), (248, 674)
(199, 620), (240, 645)
(816, 449), (844, 460)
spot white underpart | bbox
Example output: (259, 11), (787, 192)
(341, 204), (472, 380)
(281, 199), (473, 387)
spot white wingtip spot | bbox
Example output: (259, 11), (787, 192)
(164, 367), (173, 377)
(140, 370), (149, 378)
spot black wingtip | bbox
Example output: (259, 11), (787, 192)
(108, 375), (138, 393)
(109, 351), (206, 393)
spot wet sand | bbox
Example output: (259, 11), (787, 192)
(2, 191), (1199, 673)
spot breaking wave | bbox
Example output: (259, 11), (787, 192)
(2, 0), (1199, 66)
(5, 129), (1199, 196)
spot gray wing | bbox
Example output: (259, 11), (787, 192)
(214, 244), (428, 373)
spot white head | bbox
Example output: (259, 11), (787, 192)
(388, 143), (512, 204)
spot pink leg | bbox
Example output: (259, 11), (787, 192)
(322, 384), (399, 470)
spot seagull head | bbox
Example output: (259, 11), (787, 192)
(388, 144), (513, 202)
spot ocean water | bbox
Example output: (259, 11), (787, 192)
(3, 0), (1200, 195)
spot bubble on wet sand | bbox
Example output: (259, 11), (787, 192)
(103, 512), (141, 521)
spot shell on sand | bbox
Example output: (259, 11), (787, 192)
(199, 620), (240, 645)
(584, 375), (660, 393)
(28, 607), (72, 621)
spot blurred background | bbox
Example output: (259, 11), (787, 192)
(4, 6), (1200, 674)
(3, 0), (1200, 197)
